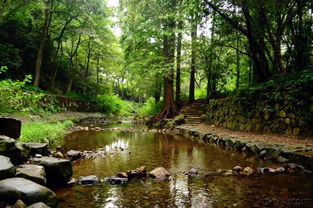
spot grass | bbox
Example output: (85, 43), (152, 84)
(20, 120), (74, 145)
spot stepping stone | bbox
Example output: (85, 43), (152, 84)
(22, 143), (49, 156)
(16, 164), (46, 186)
(0, 155), (16, 180)
(149, 167), (170, 180)
(30, 157), (72, 185)
(77, 175), (99, 186)
(0, 177), (57, 207)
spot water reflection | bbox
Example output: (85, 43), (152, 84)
(55, 125), (313, 208)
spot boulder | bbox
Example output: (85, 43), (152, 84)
(16, 164), (46, 186)
(126, 166), (147, 178)
(0, 155), (16, 180)
(12, 199), (27, 208)
(0, 177), (57, 207)
(77, 175), (99, 186)
(105, 177), (128, 185)
(116, 172), (128, 178)
(0, 117), (21, 139)
(27, 202), (50, 208)
(242, 167), (254, 175)
(188, 168), (198, 176)
(148, 167), (170, 180)
(66, 150), (84, 161)
(22, 143), (49, 156)
(0, 135), (15, 153)
(232, 165), (242, 173)
(30, 157), (72, 185)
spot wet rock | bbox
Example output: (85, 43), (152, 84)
(257, 167), (270, 174)
(275, 167), (285, 173)
(30, 157), (72, 185)
(268, 167), (276, 173)
(67, 178), (77, 185)
(105, 177), (128, 185)
(22, 143), (49, 156)
(232, 166), (242, 173)
(35, 154), (42, 158)
(116, 172), (128, 178)
(27, 202), (50, 208)
(77, 175), (99, 186)
(277, 156), (288, 163)
(127, 166), (147, 178)
(0, 155), (16, 180)
(16, 164), (46, 186)
(0, 117), (21, 139)
(188, 168), (198, 176)
(149, 167), (170, 180)
(53, 151), (63, 159)
(0, 136), (29, 164)
(284, 163), (305, 173)
(12, 199), (27, 208)
(243, 167), (254, 175)
(66, 150), (84, 161)
(0, 177), (57, 207)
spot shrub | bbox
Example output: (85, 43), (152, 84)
(139, 97), (162, 115)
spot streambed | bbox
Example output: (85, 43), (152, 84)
(55, 123), (313, 207)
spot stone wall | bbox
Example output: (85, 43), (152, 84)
(206, 88), (313, 137)
(40, 94), (98, 112)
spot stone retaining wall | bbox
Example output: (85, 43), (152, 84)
(205, 91), (313, 137)
(174, 126), (313, 170)
(40, 94), (98, 112)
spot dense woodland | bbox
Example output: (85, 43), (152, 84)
(0, 0), (312, 120)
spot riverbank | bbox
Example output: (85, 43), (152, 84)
(172, 123), (313, 170)
(7, 112), (108, 145)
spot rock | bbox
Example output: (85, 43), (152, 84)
(149, 167), (170, 180)
(292, 128), (300, 136)
(116, 172), (128, 178)
(275, 167), (285, 173)
(0, 136), (29, 164)
(232, 166), (242, 173)
(22, 143), (49, 156)
(53, 152), (63, 159)
(16, 164), (46, 186)
(67, 178), (77, 185)
(0, 177), (57, 207)
(12, 199), (27, 208)
(188, 168), (198, 176)
(105, 177), (128, 185)
(29, 157), (72, 185)
(0, 135), (15, 153)
(0, 117), (21, 139)
(242, 167), (254, 175)
(27, 202), (50, 208)
(126, 166), (147, 178)
(268, 167), (276, 173)
(0, 155), (16, 180)
(285, 163), (305, 172)
(66, 150), (84, 161)
(257, 168), (269, 174)
(77, 175), (99, 186)
(279, 110), (286, 118)
(277, 156), (288, 163)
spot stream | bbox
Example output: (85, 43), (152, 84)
(55, 123), (313, 208)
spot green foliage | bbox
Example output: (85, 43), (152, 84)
(20, 120), (73, 144)
(138, 97), (162, 115)
(195, 88), (206, 99)
(66, 92), (93, 101)
(95, 94), (138, 115)
(0, 74), (44, 113)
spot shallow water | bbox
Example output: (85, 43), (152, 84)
(55, 124), (313, 208)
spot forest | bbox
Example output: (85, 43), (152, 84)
(0, 0), (312, 119)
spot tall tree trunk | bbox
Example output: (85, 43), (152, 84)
(49, 16), (75, 90)
(189, 16), (197, 103)
(33, 0), (51, 87)
(148, 0), (178, 125)
(206, 12), (215, 100)
(96, 56), (100, 84)
(236, 31), (240, 89)
(83, 40), (92, 95)
(176, 20), (182, 107)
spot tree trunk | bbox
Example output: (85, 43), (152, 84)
(49, 16), (74, 90)
(236, 32), (240, 89)
(83, 40), (92, 95)
(148, 1), (178, 125)
(189, 16), (197, 103)
(175, 20), (182, 107)
(33, 0), (51, 87)
(96, 56), (100, 84)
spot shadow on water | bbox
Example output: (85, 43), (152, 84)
(55, 124), (313, 208)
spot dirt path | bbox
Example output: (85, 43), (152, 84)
(180, 123), (313, 147)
